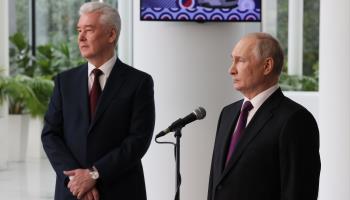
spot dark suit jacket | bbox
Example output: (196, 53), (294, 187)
(208, 89), (320, 200)
(42, 58), (155, 200)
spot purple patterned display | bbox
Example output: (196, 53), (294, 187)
(141, 0), (261, 22)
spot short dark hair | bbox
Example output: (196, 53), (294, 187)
(247, 32), (284, 75)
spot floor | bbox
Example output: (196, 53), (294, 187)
(0, 158), (55, 200)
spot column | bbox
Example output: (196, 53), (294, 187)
(319, 0), (350, 200)
(0, 0), (9, 170)
(118, 1), (133, 65)
(288, 0), (303, 75)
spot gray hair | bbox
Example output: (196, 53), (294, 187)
(79, 2), (121, 43)
(246, 32), (284, 75)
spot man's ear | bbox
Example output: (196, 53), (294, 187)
(263, 57), (274, 75)
(108, 28), (117, 44)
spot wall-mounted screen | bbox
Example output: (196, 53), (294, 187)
(141, 0), (261, 22)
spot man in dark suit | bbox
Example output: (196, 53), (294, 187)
(208, 32), (320, 200)
(41, 2), (155, 200)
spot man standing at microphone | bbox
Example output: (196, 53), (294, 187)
(208, 32), (320, 200)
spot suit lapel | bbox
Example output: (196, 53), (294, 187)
(77, 64), (90, 127)
(88, 58), (127, 133)
(219, 89), (284, 183)
(218, 101), (242, 173)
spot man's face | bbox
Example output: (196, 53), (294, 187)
(77, 12), (115, 61)
(228, 37), (266, 98)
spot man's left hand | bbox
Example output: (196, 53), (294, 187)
(64, 169), (96, 199)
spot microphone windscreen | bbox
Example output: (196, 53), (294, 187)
(194, 107), (206, 120)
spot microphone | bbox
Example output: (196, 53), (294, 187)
(156, 107), (206, 138)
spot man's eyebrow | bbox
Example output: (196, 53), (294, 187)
(77, 25), (95, 29)
(231, 55), (240, 59)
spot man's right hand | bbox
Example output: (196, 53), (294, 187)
(81, 187), (99, 200)
(64, 169), (96, 198)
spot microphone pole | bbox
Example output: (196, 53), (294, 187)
(156, 107), (206, 200)
(174, 128), (182, 200)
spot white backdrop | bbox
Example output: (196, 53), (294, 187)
(132, 1), (260, 199)
(131, 1), (350, 199)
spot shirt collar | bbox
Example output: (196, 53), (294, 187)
(88, 54), (117, 78)
(243, 84), (279, 111)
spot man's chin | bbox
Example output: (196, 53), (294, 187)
(80, 52), (91, 59)
(234, 85), (244, 93)
(233, 84), (240, 90)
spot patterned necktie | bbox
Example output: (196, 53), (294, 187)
(225, 101), (253, 167)
(90, 68), (103, 120)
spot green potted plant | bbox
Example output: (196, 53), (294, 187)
(8, 32), (82, 116)
(5, 32), (83, 160)
(0, 74), (54, 118)
(0, 71), (54, 161)
(7, 32), (81, 161)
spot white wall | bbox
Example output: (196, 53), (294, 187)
(319, 0), (350, 200)
(284, 92), (319, 122)
(133, 2), (260, 200)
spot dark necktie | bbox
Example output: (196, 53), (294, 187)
(90, 68), (103, 120)
(225, 101), (253, 166)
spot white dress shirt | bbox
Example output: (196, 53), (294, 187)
(88, 55), (117, 92)
(243, 84), (279, 126)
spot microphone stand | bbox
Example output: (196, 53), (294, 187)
(174, 128), (182, 200)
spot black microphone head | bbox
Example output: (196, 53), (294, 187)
(193, 107), (206, 120)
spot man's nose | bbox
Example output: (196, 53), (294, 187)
(229, 63), (236, 75)
(78, 32), (86, 41)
